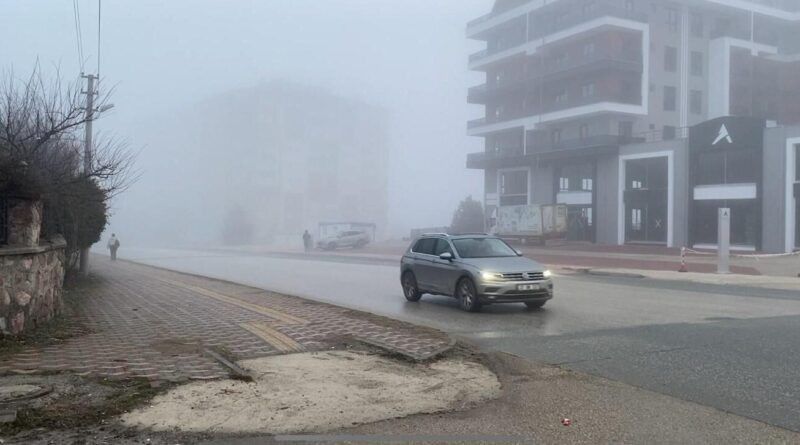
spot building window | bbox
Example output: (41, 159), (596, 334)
(631, 208), (643, 231)
(583, 42), (595, 56)
(690, 12), (704, 37)
(625, 0), (635, 12)
(695, 150), (757, 185)
(581, 83), (595, 98)
(691, 51), (703, 76)
(551, 128), (563, 145)
(579, 124), (589, 139)
(582, 0), (596, 15)
(666, 7), (679, 32)
(619, 121), (634, 138)
(690, 90), (703, 115)
(664, 46), (677, 72)
(555, 52), (569, 65)
(558, 164), (594, 192)
(663, 86), (677, 111)
(555, 89), (568, 105)
(499, 170), (529, 206)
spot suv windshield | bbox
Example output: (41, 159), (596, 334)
(452, 238), (518, 258)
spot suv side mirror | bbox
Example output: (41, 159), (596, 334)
(439, 252), (454, 261)
(515, 249), (524, 256)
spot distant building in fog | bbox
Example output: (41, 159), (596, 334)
(155, 82), (388, 245)
(466, 0), (800, 253)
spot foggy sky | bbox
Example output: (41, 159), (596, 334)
(1, 0), (489, 242)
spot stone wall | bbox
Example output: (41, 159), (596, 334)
(0, 242), (66, 337)
(0, 198), (66, 338)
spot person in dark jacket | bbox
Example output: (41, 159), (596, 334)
(107, 233), (120, 261)
(302, 230), (312, 253)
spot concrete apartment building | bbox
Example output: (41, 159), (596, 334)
(466, 0), (800, 252)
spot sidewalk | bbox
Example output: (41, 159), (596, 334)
(0, 257), (452, 382)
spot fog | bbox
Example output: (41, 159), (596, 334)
(1, 0), (489, 246)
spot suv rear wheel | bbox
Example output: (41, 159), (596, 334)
(402, 272), (422, 302)
(456, 278), (482, 312)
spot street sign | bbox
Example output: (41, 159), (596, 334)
(718, 208), (731, 274)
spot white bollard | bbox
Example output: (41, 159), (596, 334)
(718, 208), (731, 274)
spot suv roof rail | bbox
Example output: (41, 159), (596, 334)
(449, 232), (489, 236)
(421, 232), (449, 236)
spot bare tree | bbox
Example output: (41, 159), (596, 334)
(0, 66), (137, 274)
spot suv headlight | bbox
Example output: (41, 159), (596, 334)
(480, 271), (503, 281)
(543, 270), (553, 278)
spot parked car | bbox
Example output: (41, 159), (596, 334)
(400, 233), (553, 312)
(318, 230), (371, 250)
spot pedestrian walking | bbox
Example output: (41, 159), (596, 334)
(302, 230), (312, 253)
(107, 233), (120, 261)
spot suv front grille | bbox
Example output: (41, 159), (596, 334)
(500, 272), (545, 281)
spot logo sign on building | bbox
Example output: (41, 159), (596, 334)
(689, 116), (764, 152)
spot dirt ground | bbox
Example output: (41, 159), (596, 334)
(121, 349), (500, 434)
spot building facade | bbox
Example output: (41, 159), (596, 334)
(466, 0), (800, 252)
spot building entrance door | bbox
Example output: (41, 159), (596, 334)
(624, 157), (668, 244)
(567, 205), (593, 242)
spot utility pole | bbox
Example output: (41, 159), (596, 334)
(79, 74), (97, 276)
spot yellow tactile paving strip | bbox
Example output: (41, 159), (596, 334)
(239, 321), (306, 353)
(158, 278), (308, 325)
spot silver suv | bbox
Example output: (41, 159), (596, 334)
(400, 234), (553, 312)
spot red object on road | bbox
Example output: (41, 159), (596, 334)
(562, 418), (572, 426)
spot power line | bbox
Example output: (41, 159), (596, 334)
(72, 0), (85, 71)
(96, 0), (102, 77)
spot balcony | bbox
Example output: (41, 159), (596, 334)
(467, 134), (644, 169)
(469, 49), (488, 64)
(468, 52), (642, 105)
(529, 5), (648, 41)
(528, 134), (644, 155)
(467, 117), (488, 130)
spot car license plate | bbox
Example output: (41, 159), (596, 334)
(518, 284), (539, 291)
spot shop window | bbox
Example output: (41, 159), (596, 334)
(631, 208), (643, 231)
(725, 150), (757, 184)
(559, 164), (594, 192)
(500, 170), (528, 206)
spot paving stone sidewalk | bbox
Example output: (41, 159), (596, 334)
(0, 258), (452, 381)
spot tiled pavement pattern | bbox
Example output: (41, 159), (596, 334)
(0, 259), (452, 381)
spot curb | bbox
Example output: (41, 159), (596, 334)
(559, 266), (646, 279)
(355, 336), (457, 362)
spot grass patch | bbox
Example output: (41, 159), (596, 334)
(0, 378), (169, 436)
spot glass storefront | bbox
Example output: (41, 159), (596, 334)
(556, 163), (595, 242)
(624, 157), (668, 244)
(693, 200), (759, 247)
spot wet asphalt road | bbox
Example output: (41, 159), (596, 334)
(118, 247), (800, 432)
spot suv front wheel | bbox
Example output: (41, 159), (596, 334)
(456, 278), (482, 312)
(402, 272), (422, 302)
